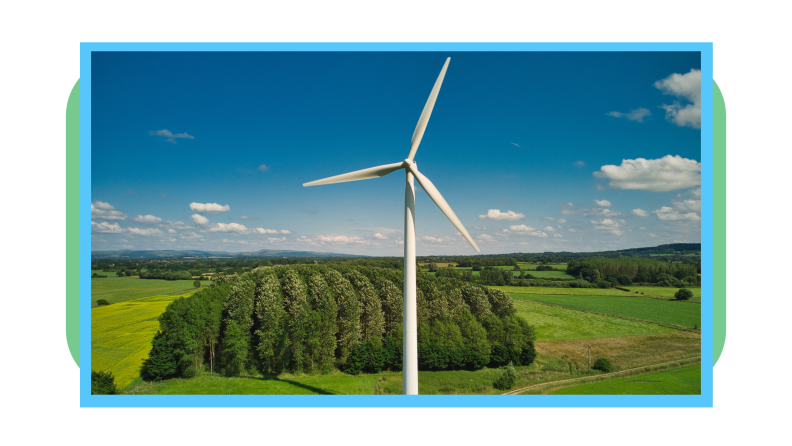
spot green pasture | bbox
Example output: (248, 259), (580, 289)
(626, 286), (701, 301)
(91, 275), (209, 306)
(513, 294), (700, 328)
(526, 271), (576, 279)
(493, 286), (637, 297)
(92, 293), (186, 389)
(550, 363), (701, 395)
(513, 300), (676, 341)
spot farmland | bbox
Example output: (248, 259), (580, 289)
(513, 294), (701, 329)
(91, 274), (209, 306)
(550, 363), (701, 395)
(91, 293), (188, 388)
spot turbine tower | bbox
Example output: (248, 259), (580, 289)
(303, 58), (479, 395)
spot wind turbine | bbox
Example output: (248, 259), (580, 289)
(303, 57), (479, 395)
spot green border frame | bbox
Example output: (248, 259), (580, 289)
(713, 80), (726, 366)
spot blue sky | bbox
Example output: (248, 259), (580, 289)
(91, 51), (701, 255)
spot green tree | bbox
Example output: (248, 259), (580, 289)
(221, 321), (249, 376)
(674, 288), (693, 300)
(142, 331), (178, 380)
(592, 357), (613, 373)
(492, 362), (517, 391)
(91, 370), (117, 395)
(96, 299), (110, 306)
(193, 280), (201, 288)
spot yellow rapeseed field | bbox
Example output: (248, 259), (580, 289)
(91, 294), (189, 389)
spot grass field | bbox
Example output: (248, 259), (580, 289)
(513, 294), (701, 328)
(550, 363), (701, 395)
(525, 271), (576, 279)
(535, 332), (700, 370)
(513, 300), (677, 341)
(92, 293), (187, 389)
(625, 286), (702, 301)
(91, 276), (209, 306)
(494, 286), (637, 296)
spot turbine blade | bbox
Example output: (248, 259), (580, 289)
(303, 162), (404, 187)
(407, 57), (450, 161)
(409, 166), (480, 252)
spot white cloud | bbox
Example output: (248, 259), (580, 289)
(91, 221), (124, 233)
(127, 227), (163, 236)
(254, 228), (291, 235)
(654, 69), (701, 128)
(674, 199), (701, 213)
(478, 234), (495, 241)
(557, 218), (567, 224)
(593, 155), (701, 192)
(150, 129), (195, 144)
(239, 215), (259, 220)
(543, 217), (554, 221)
(543, 226), (555, 232)
(509, 224), (535, 232)
(259, 164), (269, 172)
(179, 232), (204, 240)
(91, 202), (127, 220)
(208, 223), (249, 233)
(473, 226), (487, 231)
(653, 206), (701, 221)
(478, 209), (525, 221)
(167, 228), (176, 234)
(421, 236), (448, 243)
(132, 214), (162, 224)
(607, 108), (651, 122)
(191, 214), (210, 225)
(189, 202), (230, 213)
(268, 237), (286, 244)
(574, 161), (585, 167)
(592, 218), (623, 236)
(553, 233), (563, 238)
(632, 208), (650, 217)
(316, 235), (370, 244)
(595, 199), (612, 207)
(374, 233), (388, 240)
(560, 203), (621, 217)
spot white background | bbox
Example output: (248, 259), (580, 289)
(0, 1), (788, 444)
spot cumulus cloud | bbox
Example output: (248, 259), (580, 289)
(254, 228), (291, 234)
(268, 237), (286, 244)
(179, 232), (204, 240)
(591, 218), (623, 236)
(478, 209), (525, 221)
(316, 235), (370, 244)
(91, 201), (127, 220)
(543, 226), (556, 232)
(420, 236), (449, 243)
(654, 69), (701, 128)
(91, 221), (124, 233)
(607, 108), (652, 122)
(239, 215), (259, 220)
(374, 233), (388, 240)
(509, 225), (535, 232)
(557, 218), (567, 224)
(632, 208), (650, 217)
(208, 223), (249, 233)
(595, 200), (612, 207)
(191, 214), (210, 225)
(132, 214), (162, 224)
(190, 202), (230, 213)
(593, 155), (701, 192)
(674, 199), (701, 213)
(560, 203), (621, 217)
(653, 206), (701, 221)
(478, 234), (495, 241)
(544, 217), (554, 221)
(127, 227), (163, 236)
(259, 164), (270, 172)
(150, 129), (196, 144)
(553, 233), (563, 238)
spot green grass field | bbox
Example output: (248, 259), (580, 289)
(513, 294), (700, 328)
(91, 275), (209, 306)
(626, 286), (702, 301)
(513, 300), (677, 341)
(550, 363), (701, 395)
(525, 271), (576, 279)
(493, 286), (637, 296)
(92, 293), (187, 389)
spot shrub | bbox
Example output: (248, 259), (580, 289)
(96, 299), (110, 306)
(591, 357), (613, 373)
(91, 370), (117, 395)
(492, 362), (518, 391)
(674, 288), (693, 300)
(193, 280), (201, 288)
(344, 341), (384, 375)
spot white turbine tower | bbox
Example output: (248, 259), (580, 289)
(303, 57), (479, 395)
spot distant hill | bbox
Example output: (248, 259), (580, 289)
(91, 249), (365, 259)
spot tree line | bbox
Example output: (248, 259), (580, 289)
(143, 265), (537, 381)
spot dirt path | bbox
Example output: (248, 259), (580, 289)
(502, 356), (701, 395)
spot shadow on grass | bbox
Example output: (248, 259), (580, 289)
(237, 375), (337, 395)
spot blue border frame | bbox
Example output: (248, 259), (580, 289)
(80, 42), (714, 407)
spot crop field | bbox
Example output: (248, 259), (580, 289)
(91, 275), (210, 306)
(495, 286), (637, 296)
(514, 294), (701, 328)
(525, 271), (576, 279)
(91, 293), (187, 389)
(550, 363), (701, 395)
(513, 300), (676, 341)
(535, 332), (700, 370)
(625, 286), (702, 301)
